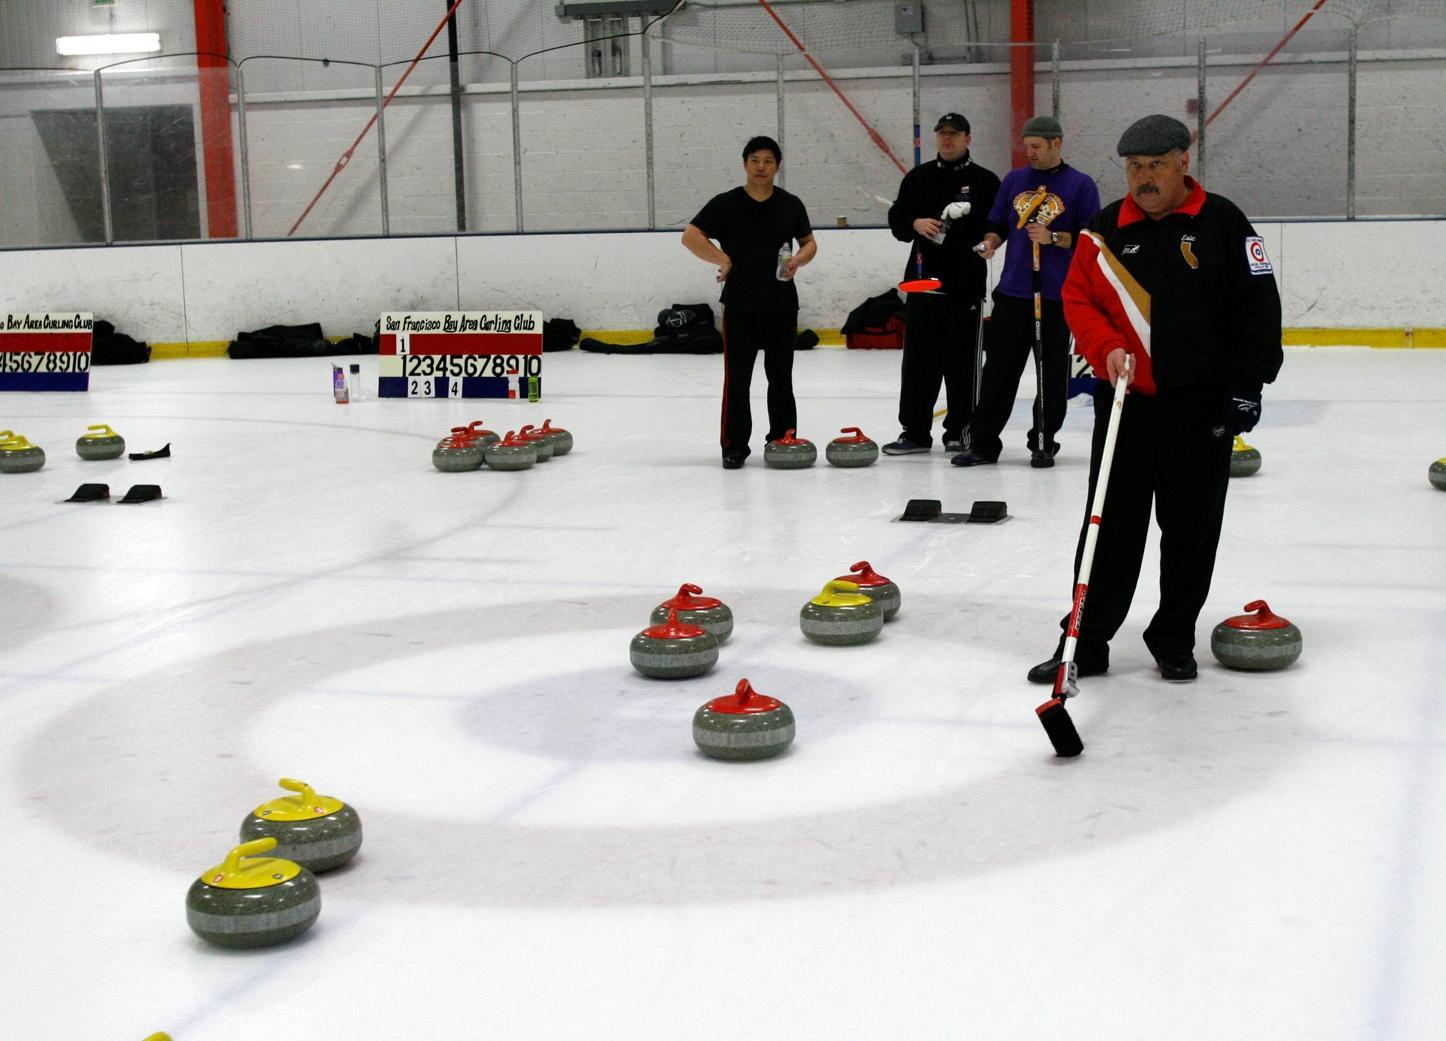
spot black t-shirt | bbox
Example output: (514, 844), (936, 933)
(691, 186), (812, 312)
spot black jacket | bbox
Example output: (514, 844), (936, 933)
(888, 153), (1001, 299)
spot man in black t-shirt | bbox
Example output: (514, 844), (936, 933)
(682, 136), (816, 468)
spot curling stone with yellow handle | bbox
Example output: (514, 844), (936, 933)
(825, 427), (878, 468)
(185, 837), (321, 948)
(1430, 458), (1446, 491)
(1230, 435), (1261, 478)
(764, 429), (816, 469)
(239, 777), (363, 872)
(0, 431), (45, 474)
(75, 423), (126, 460)
(799, 579), (882, 646)
(538, 418), (573, 456)
(651, 583), (733, 643)
(833, 560), (900, 621)
(693, 678), (795, 761)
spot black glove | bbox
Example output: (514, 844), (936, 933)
(1218, 386), (1262, 437)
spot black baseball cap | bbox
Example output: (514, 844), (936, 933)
(934, 113), (971, 133)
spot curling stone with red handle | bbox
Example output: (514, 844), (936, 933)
(538, 418), (573, 456)
(185, 837), (321, 949)
(0, 432), (45, 474)
(1230, 436), (1261, 478)
(833, 561), (900, 621)
(1430, 458), (1446, 490)
(518, 424), (555, 462)
(484, 430), (537, 471)
(464, 420), (501, 448)
(799, 579), (882, 645)
(692, 679), (795, 761)
(630, 608), (718, 679)
(1210, 600), (1302, 671)
(825, 427), (878, 468)
(764, 429), (816, 469)
(238, 777), (362, 873)
(432, 428), (484, 472)
(651, 583), (733, 643)
(76, 423), (126, 460)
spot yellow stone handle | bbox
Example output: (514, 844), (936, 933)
(1232, 435), (1255, 452)
(83, 423), (118, 438)
(826, 580), (860, 596)
(278, 777), (317, 804)
(142, 1033), (173, 1041)
(223, 837), (278, 872)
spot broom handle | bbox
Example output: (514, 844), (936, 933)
(1057, 360), (1130, 690)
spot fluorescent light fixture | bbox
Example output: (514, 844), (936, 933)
(56, 33), (162, 57)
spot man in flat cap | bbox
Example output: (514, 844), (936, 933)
(1026, 113), (1282, 684)
(956, 114), (1101, 469)
(882, 113), (1000, 456)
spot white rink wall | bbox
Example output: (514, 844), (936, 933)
(0, 220), (1440, 345)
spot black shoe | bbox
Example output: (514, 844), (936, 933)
(1157, 653), (1198, 682)
(1030, 450), (1056, 468)
(722, 454), (745, 470)
(943, 437), (965, 454)
(882, 436), (930, 456)
(1027, 638), (1109, 684)
(950, 450), (996, 468)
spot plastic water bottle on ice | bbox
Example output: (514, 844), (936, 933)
(332, 364), (349, 405)
(348, 362), (365, 401)
(776, 243), (792, 281)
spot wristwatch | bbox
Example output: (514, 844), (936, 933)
(1050, 231), (1061, 246)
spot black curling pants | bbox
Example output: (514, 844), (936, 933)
(720, 307), (797, 458)
(967, 291), (1071, 459)
(897, 292), (982, 446)
(1059, 381), (1234, 659)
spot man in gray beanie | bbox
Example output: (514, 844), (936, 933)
(954, 114), (1100, 468)
(1026, 113), (1282, 685)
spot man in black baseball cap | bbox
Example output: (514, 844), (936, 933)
(934, 112), (971, 134)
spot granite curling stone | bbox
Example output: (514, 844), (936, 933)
(693, 678), (795, 761)
(834, 560), (901, 621)
(764, 429), (816, 469)
(239, 777), (363, 873)
(799, 579), (883, 646)
(432, 428), (484, 472)
(485, 430), (537, 471)
(651, 583), (733, 644)
(463, 420), (501, 448)
(0, 432), (45, 474)
(1210, 599), (1303, 671)
(825, 427), (879, 468)
(185, 837), (321, 949)
(1430, 458), (1446, 491)
(1230, 436), (1261, 478)
(75, 423), (126, 460)
(518, 424), (555, 462)
(538, 418), (573, 456)
(630, 608), (719, 679)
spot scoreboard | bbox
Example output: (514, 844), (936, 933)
(0, 313), (93, 392)
(378, 311), (543, 399)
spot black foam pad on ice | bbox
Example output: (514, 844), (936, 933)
(900, 498), (941, 522)
(968, 500), (1008, 523)
(65, 483), (110, 502)
(118, 484), (163, 504)
(128, 443), (171, 460)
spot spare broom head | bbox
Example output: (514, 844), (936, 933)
(899, 277), (943, 293)
(1036, 698), (1084, 757)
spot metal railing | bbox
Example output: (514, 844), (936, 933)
(0, 16), (1439, 250)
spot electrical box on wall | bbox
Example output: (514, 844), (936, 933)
(895, 3), (925, 35)
(557, 1), (676, 16)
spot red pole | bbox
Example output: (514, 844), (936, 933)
(193, 0), (238, 238)
(755, 0), (907, 175)
(1200, 0), (1330, 134)
(1009, 0), (1034, 169)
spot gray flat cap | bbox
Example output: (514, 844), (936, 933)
(1116, 114), (1191, 156)
(1021, 115), (1063, 139)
